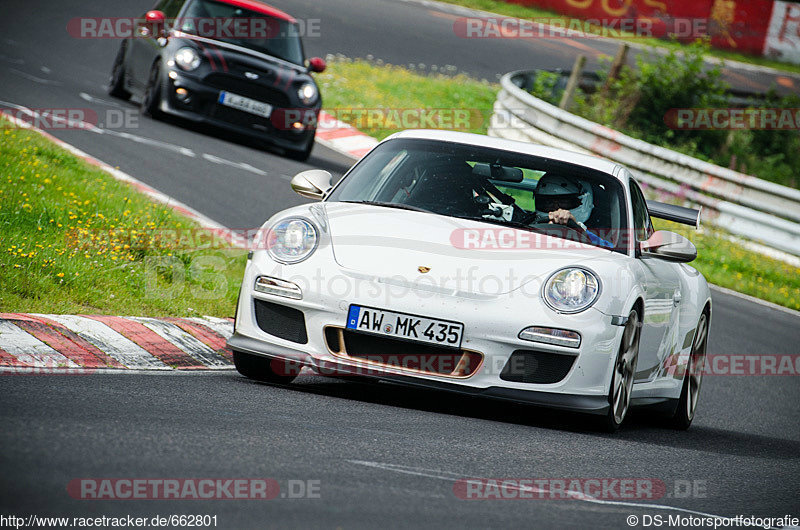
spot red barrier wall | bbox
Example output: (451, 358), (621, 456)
(503, 0), (789, 59)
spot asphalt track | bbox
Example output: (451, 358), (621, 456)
(1, 0), (799, 528)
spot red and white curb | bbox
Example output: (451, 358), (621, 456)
(0, 314), (234, 372)
(0, 109), (375, 375)
(315, 111), (379, 161)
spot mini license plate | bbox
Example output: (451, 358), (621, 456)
(218, 91), (272, 118)
(346, 305), (464, 348)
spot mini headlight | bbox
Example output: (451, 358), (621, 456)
(267, 218), (318, 264)
(174, 47), (201, 71)
(543, 268), (600, 314)
(297, 82), (318, 105)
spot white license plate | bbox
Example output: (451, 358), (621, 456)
(346, 305), (464, 348)
(218, 91), (272, 118)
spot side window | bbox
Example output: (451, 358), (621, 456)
(162, 0), (183, 19)
(149, 0), (182, 20)
(629, 178), (653, 242)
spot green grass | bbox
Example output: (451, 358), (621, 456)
(317, 58), (498, 140)
(435, 0), (800, 75)
(0, 122), (246, 317)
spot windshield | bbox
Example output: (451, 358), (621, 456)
(327, 138), (629, 253)
(179, 0), (305, 65)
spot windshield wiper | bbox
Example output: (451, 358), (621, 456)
(341, 200), (432, 213)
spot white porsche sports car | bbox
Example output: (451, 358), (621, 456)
(228, 130), (711, 431)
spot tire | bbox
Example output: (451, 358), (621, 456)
(599, 308), (641, 432)
(233, 350), (300, 384)
(667, 311), (709, 430)
(285, 140), (314, 162)
(108, 43), (131, 100)
(141, 61), (163, 118)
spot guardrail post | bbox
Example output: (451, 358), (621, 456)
(603, 43), (629, 90)
(559, 54), (586, 111)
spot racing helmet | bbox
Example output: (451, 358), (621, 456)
(534, 174), (594, 224)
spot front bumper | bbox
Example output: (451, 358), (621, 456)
(159, 71), (316, 152)
(227, 251), (630, 415)
(228, 332), (611, 414)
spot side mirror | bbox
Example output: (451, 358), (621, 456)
(142, 10), (167, 38)
(290, 170), (333, 200)
(640, 230), (697, 263)
(308, 57), (327, 73)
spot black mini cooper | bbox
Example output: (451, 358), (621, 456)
(108, 0), (326, 161)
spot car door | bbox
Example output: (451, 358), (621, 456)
(629, 177), (681, 381)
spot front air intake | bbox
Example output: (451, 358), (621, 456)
(254, 299), (308, 344)
(499, 350), (576, 384)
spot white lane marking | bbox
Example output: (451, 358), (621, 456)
(201, 153), (268, 176)
(0, 99), (195, 157)
(40, 66), (51, 74)
(187, 317), (233, 339)
(37, 315), (169, 370)
(8, 68), (63, 86)
(0, 100), (92, 130)
(110, 129), (197, 157)
(2, 98), (280, 178)
(129, 317), (230, 368)
(0, 321), (79, 368)
(347, 460), (774, 526)
(79, 92), (125, 108)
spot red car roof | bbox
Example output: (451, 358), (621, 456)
(213, 0), (296, 23)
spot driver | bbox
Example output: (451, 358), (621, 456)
(533, 174), (614, 249)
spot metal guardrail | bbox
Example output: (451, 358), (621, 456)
(488, 70), (800, 257)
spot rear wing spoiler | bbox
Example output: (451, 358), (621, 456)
(646, 201), (701, 229)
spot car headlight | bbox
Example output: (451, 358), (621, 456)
(543, 267), (600, 314)
(297, 82), (318, 105)
(267, 218), (318, 264)
(174, 47), (201, 71)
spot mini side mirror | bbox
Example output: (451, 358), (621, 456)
(142, 10), (167, 38)
(308, 57), (327, 73)
(640, 230), (697, 263)
(290, 169), (333, 200)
